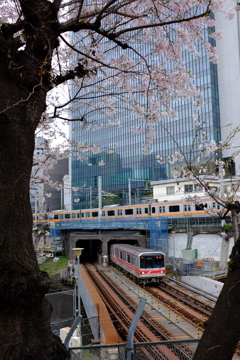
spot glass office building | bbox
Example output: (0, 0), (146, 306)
(70, 23), (221, 209)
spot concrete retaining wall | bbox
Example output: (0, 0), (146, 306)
(181, 275), (224, 297)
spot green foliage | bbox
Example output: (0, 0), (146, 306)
(224, 224), (233, 231)
(227, 258), (235, 271)
(39, 256), (68, 277)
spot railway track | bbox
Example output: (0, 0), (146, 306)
(85, 263), (197, 360)
(103, 266), (240, 358)
(145, 284), (211, 330)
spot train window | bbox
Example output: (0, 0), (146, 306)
(169, 205), (180, 212)
(140, 255), (164, 269)
(212, 202), (216, 208)
(120, 252), (123, 260)
(145, 208), (148, 214)
(127, 254), (130, 263)
(153, 255), (164, 268)
(108, 210), (115, 216)
(54, 214), (59, 220)
(152, 207), (155, 214)
(195, 203), (206, 211)
(118, 209), (122, 216)
(102, 211), (105, 217)
(72, 213), (76, 219)
(159, 206), (165, 213)
(137, 208), (141, 214)
(131, 256), (137, 265)
(92, 211), (98, 217)
(184, 204), (191, 211)
(140, 256), (153, 269)
(125, 209), (133, 215)
(65, 214), (70, 219)
(86, 212), (90, 218)
(60, 214), (63, 219)
(81, 212), (84, 218)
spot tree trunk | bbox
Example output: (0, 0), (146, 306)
(0, 24), (68, 360)
(193, 239), (240, 360)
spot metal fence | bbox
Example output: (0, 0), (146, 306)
(168, 257), (228, 279)
(68, 339), (200, 360)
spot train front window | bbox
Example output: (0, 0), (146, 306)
(140, 256), (153, 269)
(153, 255), (164, 268)
(140, 255), (164, 269)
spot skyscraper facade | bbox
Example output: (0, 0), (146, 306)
(70, 11), (230, 209)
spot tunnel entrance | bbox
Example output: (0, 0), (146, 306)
(75, 239), (101, 263)
(108, 239), (139, 263)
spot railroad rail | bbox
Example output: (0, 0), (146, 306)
(85, 263), (196, 360)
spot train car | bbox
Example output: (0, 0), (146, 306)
(110, 244), (166, 284)
(33, 196), (233, 228)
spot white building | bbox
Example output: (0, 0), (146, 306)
(216, 0), (240, 173)
(150, 176), (240, 203)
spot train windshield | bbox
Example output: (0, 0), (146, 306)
(140, 255), (164, 269)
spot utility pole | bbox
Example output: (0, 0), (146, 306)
(98, 176), (102, 219)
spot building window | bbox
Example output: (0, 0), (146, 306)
(184, 184), (193, 193)
(167, 186), (175, 195)
(195, 184), (203, 192)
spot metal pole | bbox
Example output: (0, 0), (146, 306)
(90, 186), (92, 208)
(61, 185), (63, 210)
(126, 298), (147, 360)
(77, 255), (81, 318)
(128, 178), (131, 205)
(35, 197), (37, 223)
(98, 176), (102, 219)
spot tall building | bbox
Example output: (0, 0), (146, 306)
(30, 138), (69, 213)
(216, 1), (240, 173)
(70, 6), (238, 209)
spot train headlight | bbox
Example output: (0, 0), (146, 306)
(141, 272), (144, 274)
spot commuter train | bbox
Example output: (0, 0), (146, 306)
(110, 244), (166, 284)
(33, 197), (231, 228)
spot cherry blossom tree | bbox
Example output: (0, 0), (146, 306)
(0, 0), (231, 358)
(155, 115), (240, 359)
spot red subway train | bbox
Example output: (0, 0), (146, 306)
(110, 243), (166, 284)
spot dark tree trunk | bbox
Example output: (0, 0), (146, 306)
(193, 239), (240, 360)
(0, 2), (69, 358)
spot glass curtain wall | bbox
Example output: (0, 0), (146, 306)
(70, 15), (220, 209)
